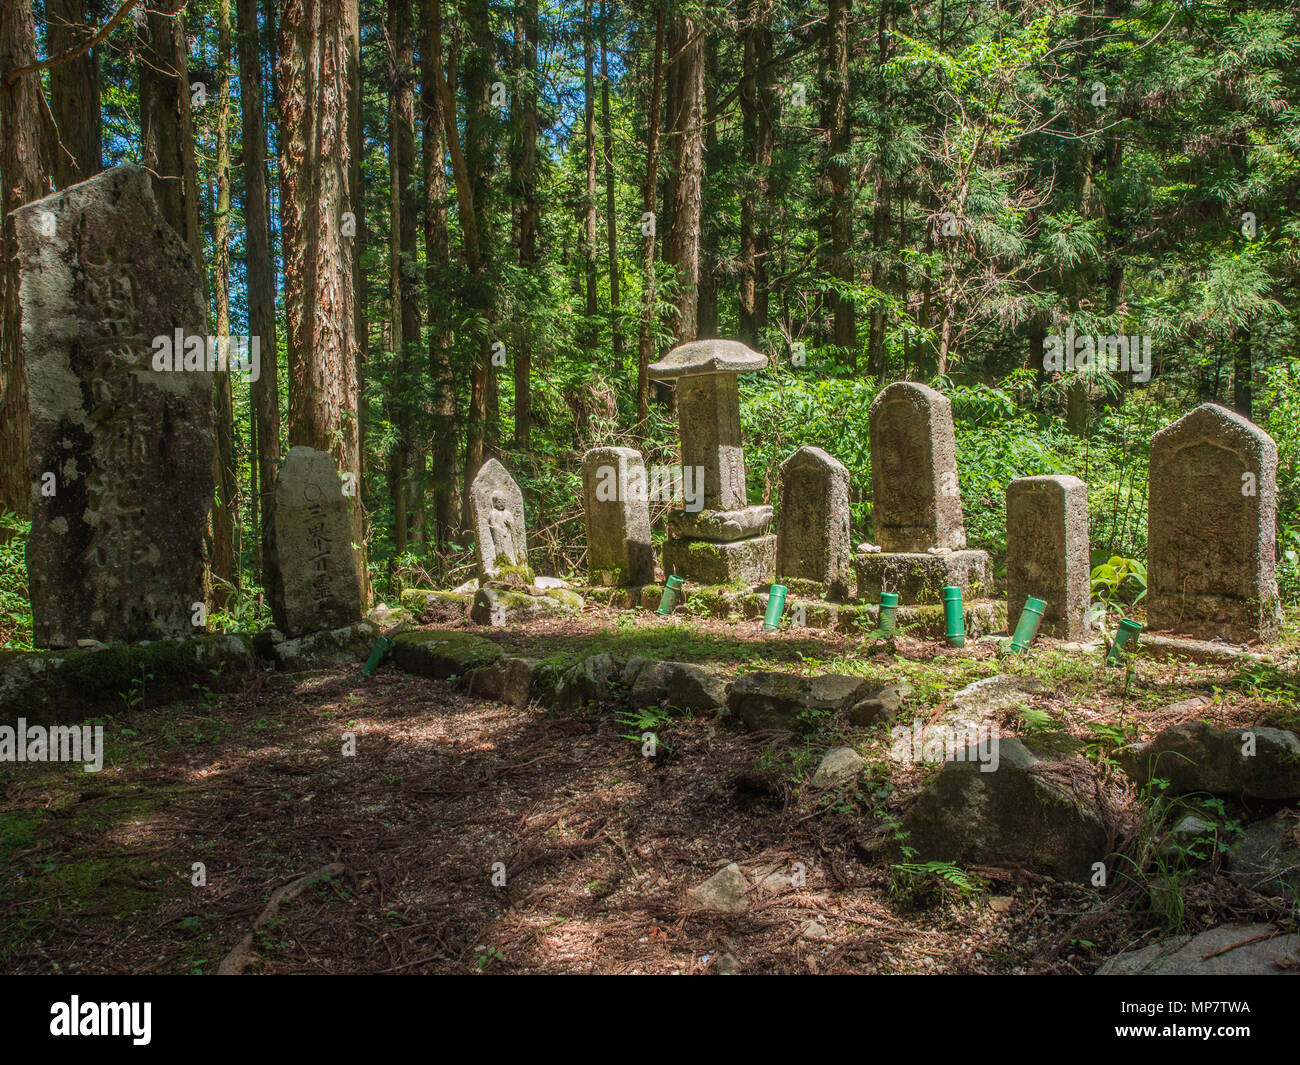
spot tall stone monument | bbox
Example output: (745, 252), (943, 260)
(1147, 404), (1280, 642)
(1006, 475), (1090, 639)
(650, 340), (775, 585)
(15, 166), (214, 648)
(264, 446), (365, 636)
(582, 446), (654, 587)
(854, 382), (990, 603)
(469, 458), (532, 583)
(776, 446), (852, 600)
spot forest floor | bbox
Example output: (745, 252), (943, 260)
(2, 607), (1299, 975)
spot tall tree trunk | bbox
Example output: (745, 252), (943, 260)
(346, 0), (367, 489)
(582, 0), (599, 355)
(211, 0), (238, 604)
(600, 0), (621, 364)
(278, 0), (367, 596)
(1233, 326), (1252, 419)
(237, 0), (281, 575)
(697, 38), (718, 338)
(865, 0), (894, 381)
(45, 0), (102, 188)
(512, 0), (539, 448)
(0, 0), (51, 520)
(665, 11), (703, 347)
(821, 0), (855, 364)
(387, 0), (419, 554)
(635, 2), (665, 427)
(421, 0), (459, 541)
(140, 4), (203, 261)
(737, 0), (774, 347)
(457, 0), (494, 518)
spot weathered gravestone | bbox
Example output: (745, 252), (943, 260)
(854, 381), (990, 604)
(651, 340), (775, 585)
(1147, 404), (1280, 642)
(15, 166), (214, 648)
(776, 446), (852, 600)
(582, 446), (654, 587)
(869, 381), (965, 551)
(264, 446), (364, 636)
(1005, 475), (1090, 639)
(469, 458), (532, 583)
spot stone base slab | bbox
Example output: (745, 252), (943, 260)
(1146, 591), (1281, 645)
(663, 534), (776, 586)
(666, 505), (773, 542)
(853, 549), (992, 605)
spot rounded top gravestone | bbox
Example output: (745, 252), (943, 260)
(1147, 402), (1279, 642)
(868, 380), (967, 553)
(469, 458), (530, 581)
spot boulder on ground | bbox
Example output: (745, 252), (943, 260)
(464, 655), (538, 707)
(469, 586), (582, 626)
(269, 620), (379, 673)
(400, 588), (472, 623)
(627, 659), (728, 713)
(727, 672), (874, 732)
(390, 630), (501, 679)
(687, 862), (750, 914)
(901, 735), (1120, 882)
(847, 683), (912, 726)
(555, 653), (624, 710)
(1097, 923), (1300, 975)
(811, 747), (865, 788)
(1120, 721), (1300, 800)
(1, 635), (255, 726)
(1226, 810), (1300, 898)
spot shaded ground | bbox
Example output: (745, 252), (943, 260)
(2, 607), (1298, 974)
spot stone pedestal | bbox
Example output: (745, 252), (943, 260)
(663, 533), (777, 586)
(853, 549), (991, 605)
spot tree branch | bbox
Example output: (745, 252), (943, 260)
(4, 0), (142, 86)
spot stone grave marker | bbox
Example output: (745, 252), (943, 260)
(855, 381), (989, 604)
(14, 166), (214, 648)
(1147, 404), (1279, 642)
(869, 381), (965, 552)
(469, 458), (531, 583)
(1006, 475), (1090, 639)
(776, 445), (852, 599)
(264, 446), (364, 636)
(582, 446), (654, 587)
(650, 340), (775, 585)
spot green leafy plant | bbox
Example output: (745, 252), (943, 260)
(1090, 555), (1147, 629)
(891, 859), (982, 904)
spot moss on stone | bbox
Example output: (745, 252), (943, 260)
(540, 588), (584, 613)
(492, 562), (536, 587)
(391, 630), (501, 678)
(1, 634), (254, 726)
